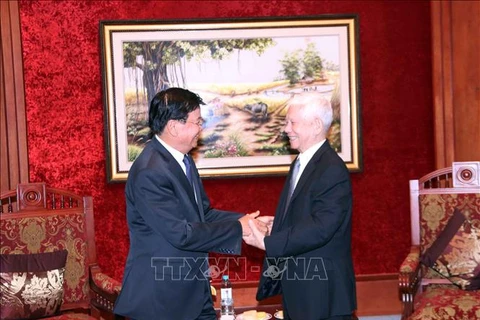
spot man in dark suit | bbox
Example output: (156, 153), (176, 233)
(245, 92), (357, 320)
(114, 88), (265, 320)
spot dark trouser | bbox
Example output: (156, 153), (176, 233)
(128, 283), (216, 320)
(195, 282), (217, 320)
(282, 295), (354, 320)
(283, 313), (353, 320)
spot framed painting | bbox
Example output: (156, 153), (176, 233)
(100, 15), (362, 182)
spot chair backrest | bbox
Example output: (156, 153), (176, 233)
(409, 161), (480, 281)
(0, 182), (97, 311)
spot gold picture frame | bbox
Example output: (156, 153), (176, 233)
(100, 15), (362, 182)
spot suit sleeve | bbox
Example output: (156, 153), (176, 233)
(193, 162), (245, 223)
(131, 168), (243, 254)
(198, 183), (244, 223)
(264, 163), (352, 258)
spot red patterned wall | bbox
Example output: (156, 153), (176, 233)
(19, 0), (434, 281)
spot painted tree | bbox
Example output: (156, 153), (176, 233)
(123, 39), (275, 104)
(280, 43), (324, 85)
(303, 42), (323, 79)
(280, 49), (302, 85)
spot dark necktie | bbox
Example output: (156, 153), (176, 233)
(183, 155), (193, 186)
(183, 154), (203, 217)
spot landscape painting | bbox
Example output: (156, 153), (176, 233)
(101, 16), (361, 181)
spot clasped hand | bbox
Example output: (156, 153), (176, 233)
(238, 211), (274, 251)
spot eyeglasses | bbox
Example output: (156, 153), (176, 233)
(178, 118), (205, 128)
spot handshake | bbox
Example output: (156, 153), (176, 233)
(238, 211), (274, 251)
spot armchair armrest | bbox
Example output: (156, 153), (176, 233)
(398, 246), (421, 319)
(89, 265), (124, 319)
(399, 246), (420, 274)
(92, 271), (122, 295)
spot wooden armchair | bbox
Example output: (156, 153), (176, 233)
(1, 183), (123, 319)
(399, 162), (480, 319)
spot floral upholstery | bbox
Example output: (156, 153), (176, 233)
(48, 314), (95, 319)
(419, 194), (480, 280)
(408, 196), (480, 319)
(1, 212), (90, 308)
(409, 285), (480, 320)
(400, 164), (480, 319)
(91, 272), (122, 295)
(421, 208), (480, 290)
(0, 250), (68, 319)
(400, 246), (420, 274)
(0, 183), (122, 319)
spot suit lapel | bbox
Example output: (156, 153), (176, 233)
(275, 141), (332, 229)
(290, 141), (331, 204)
(272, 157), (298, 232)
(151, 140), (203, 220)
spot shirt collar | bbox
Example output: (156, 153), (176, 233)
(298, 139), (326, 166)
(155, 135), (185, 166)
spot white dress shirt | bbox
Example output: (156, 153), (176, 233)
(155, 135), (188, 175)
(293, 139), (326, 189)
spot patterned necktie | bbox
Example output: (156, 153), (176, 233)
(183, 155), (193, 186)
